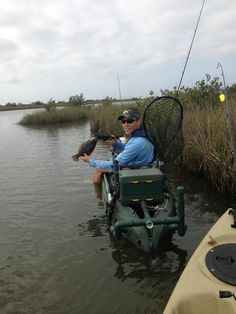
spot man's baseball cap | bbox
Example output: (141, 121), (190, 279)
(118, 108), (141, 121)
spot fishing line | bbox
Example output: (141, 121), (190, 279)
(177, 0), (206, 94)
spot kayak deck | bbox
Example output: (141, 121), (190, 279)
(164, 208), (236, 314)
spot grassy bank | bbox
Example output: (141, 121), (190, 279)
(19, 106), (90, 125)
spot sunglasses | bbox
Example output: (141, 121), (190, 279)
(121, 118), (136, 124)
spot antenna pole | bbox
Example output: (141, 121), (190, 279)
(117, 72), (122, 102)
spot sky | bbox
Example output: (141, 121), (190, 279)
(0, 0), (235, 104)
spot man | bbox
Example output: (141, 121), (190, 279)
(79, 107), (154, 183)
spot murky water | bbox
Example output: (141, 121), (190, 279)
(0, 109), (235, 314)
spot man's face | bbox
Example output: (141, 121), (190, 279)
(121, 118), (141, 136)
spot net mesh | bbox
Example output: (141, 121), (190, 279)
(143, 96), (184, 162)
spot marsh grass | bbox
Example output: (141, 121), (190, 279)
(89, 101), (148, 136)
(19, 106), (90, 125)
(180, 104), (236, 193)
(90, 104), (127, 136)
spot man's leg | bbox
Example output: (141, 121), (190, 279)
(93, 169), (104, 184)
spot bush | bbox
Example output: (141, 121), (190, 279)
(45, 99), (57, 112)
(68, 94), (85, 107)
(102, 96), (113, 107)
(161, 74), (223, 110)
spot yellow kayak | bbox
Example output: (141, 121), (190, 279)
(164, 208), (236, 314)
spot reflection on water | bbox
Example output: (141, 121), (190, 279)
(112, 243), (187, 284)
(0, 109), (236, 314)
(78, 216), (108, 238)
(76, 211), (188, 312)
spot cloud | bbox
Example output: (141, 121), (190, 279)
(0, 0), (235, 103)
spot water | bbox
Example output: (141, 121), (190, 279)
(0, 109), (235, 314)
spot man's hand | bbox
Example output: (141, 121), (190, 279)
(79, 153), (90, 163)
(106, 135), (116, 145)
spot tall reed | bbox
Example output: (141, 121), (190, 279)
(90, 104), (126, 136)
(179, 105), (236, 193)
(89, 101), (148, 136)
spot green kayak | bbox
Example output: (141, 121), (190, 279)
(102, 163), (187, 252)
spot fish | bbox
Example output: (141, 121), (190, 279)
(72, 138), (97, 161)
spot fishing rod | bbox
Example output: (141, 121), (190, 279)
(177, 0), (206, 94)
(217, 62), (236, 167)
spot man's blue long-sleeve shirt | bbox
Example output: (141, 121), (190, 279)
(89, 137), (154, 170)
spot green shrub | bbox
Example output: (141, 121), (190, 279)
(102, 96), (113, 107)
(68, 94), (85, 107)
(44, 98), (57, 112)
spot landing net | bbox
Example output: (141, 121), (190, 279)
(143, 96), (184, 162)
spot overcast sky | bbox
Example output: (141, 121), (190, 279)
(0, 0), (235, 104)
